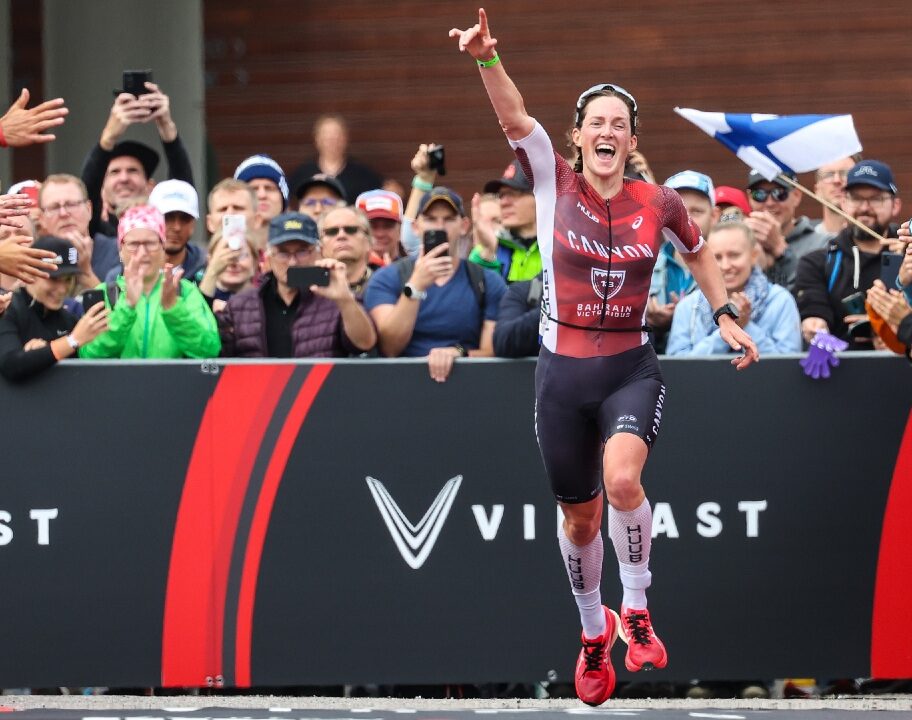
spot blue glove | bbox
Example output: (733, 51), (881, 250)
(800, 331), (848, 379)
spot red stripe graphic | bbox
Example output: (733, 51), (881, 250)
(161, 365), (294, 686)
(871, 408), (912, 678)
(235, 363), (333, 686)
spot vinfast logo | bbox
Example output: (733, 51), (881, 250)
(366, 475), (462, 570)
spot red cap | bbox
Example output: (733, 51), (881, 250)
(714, 186), (751, 216)
(355, 190), (403, 223)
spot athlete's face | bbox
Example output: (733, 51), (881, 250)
(710, 226), (759, 294)
(572, 96), (637, 180)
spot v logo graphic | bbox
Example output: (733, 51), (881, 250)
(365, 475), (463, 570)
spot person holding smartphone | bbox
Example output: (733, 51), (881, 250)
(449, 9), (757, 705)
(0, 236), (108, 381)
(216, 212), (376, 358)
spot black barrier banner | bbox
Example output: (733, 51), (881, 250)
(0, 356), (910, 689)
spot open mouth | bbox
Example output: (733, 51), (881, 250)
(595, 143), (616, 161)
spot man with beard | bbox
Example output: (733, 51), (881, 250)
(795, 160), (901, 349)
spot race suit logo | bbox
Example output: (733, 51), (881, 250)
(365, 475), (462, 570)
(591, 268), (625, 301)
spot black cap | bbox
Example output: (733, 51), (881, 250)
(484, 159), (532, 194)
(747, 169), (796, 189)
(293, 173), (348, 202)
(109, 141), (159, 179)
(33, 236), (81, 277)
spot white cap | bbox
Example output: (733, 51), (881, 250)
(149, 179), (199, 219)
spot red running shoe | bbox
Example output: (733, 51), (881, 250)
(619, 605), (668, 672)
(574, 606), (620, 706)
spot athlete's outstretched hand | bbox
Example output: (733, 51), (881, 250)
(449, 8), (498, 61)
(718, 315), (759, 370)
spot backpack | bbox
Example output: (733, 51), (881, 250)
(395, 257), (487, 312)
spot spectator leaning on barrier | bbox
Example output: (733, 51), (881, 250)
(217, 212), (376, 358)
(319, 205), (380, 302)
(867, 234), (912, 358)
(0, 236), (108, 381)
(81, 81), (193, 239)
(364, 186), (506, 382)
(493, 271), (543, 358)
(745, 169), (828, 292)
(667, 220), (801, 356)
(469, 159), (541, 283)
(37, 174), (119, 288)
(79, 205), (219, 359)
(795, 160), (901, 349)
(355, 189), (406, 264)
(148, 179), (206, 284)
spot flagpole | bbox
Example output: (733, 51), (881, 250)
(775, 174), (890, 245)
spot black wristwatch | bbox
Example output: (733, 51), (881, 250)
(712, 302), (739, 325)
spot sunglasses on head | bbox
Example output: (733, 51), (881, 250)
(750, 187), (790, 203)
(575, 83), (638, 127)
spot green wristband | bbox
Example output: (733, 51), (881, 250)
(412, 176), (433, 192)
(477, 52), (500, 69)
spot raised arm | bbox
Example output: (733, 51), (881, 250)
(449, 8), (534, 141)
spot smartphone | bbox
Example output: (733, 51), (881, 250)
(222, 214), (246, 251)
(427, 144), (446, 176)
(123, 69), (152, 96)
(840, 291), (866, 316)
(286, 266), (330, 289)
(881, 251), (903, 289)
(423, 229), (448, 253)
(82, 289), (106, 312)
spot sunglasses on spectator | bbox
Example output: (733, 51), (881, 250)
(575, 83), (638, 127)
(322, 225), (364, 237)
(301, 198), (341, 209)
(41, 200), (87, 216)
(749, 187), (790, 203)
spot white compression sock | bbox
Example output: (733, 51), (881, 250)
(608, 498), (653, 609)
(557, 523), (606, 639)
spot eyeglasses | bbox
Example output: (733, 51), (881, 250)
(575, 83), (638, 127)
(271, 246), (316, 262)
(845, 193), (892, 208)
(749, 187), (790, 203)
(302, 198), (342, 209)
(817, 170), (849, 182)
(122, 239), (162, 253)
(323, 225), (364, 238)
(41, 200), (87, 216)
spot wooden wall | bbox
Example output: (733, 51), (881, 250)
(203, 0), (912, 214)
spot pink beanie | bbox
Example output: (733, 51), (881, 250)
(117, 204), (166, 246)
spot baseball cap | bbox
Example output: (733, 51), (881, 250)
(747, 169), (796, 189)
(118, 204), (166, 245)
(484, 159), (532, 194)
(845, 160), (898, 195)
(109, 141), (159, 179)
(234, 154), (290, 208)
(664, 170), (715, 204)
(268, 212), (319, 246)
(33, 236), (80, 277)
(417, 187), (465, 216)
(294, 173), (348, 203)
(7, 180), (40, 208)
(714, 186), (752, 216)
(356, 189), (403, 223)
(149, 179), (199, 219)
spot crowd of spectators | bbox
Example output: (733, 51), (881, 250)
(1, 81), (910, 384)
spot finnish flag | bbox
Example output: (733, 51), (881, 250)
(675, 108), (862, 181)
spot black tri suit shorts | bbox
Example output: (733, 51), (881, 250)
(534, 343), (666, 504)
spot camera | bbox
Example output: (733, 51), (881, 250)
(116, 69), (153, 98)
(427, 144), (446, 176)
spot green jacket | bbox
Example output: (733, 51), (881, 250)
(468, 232), (541, 283)
(79, 275), (221, 359)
